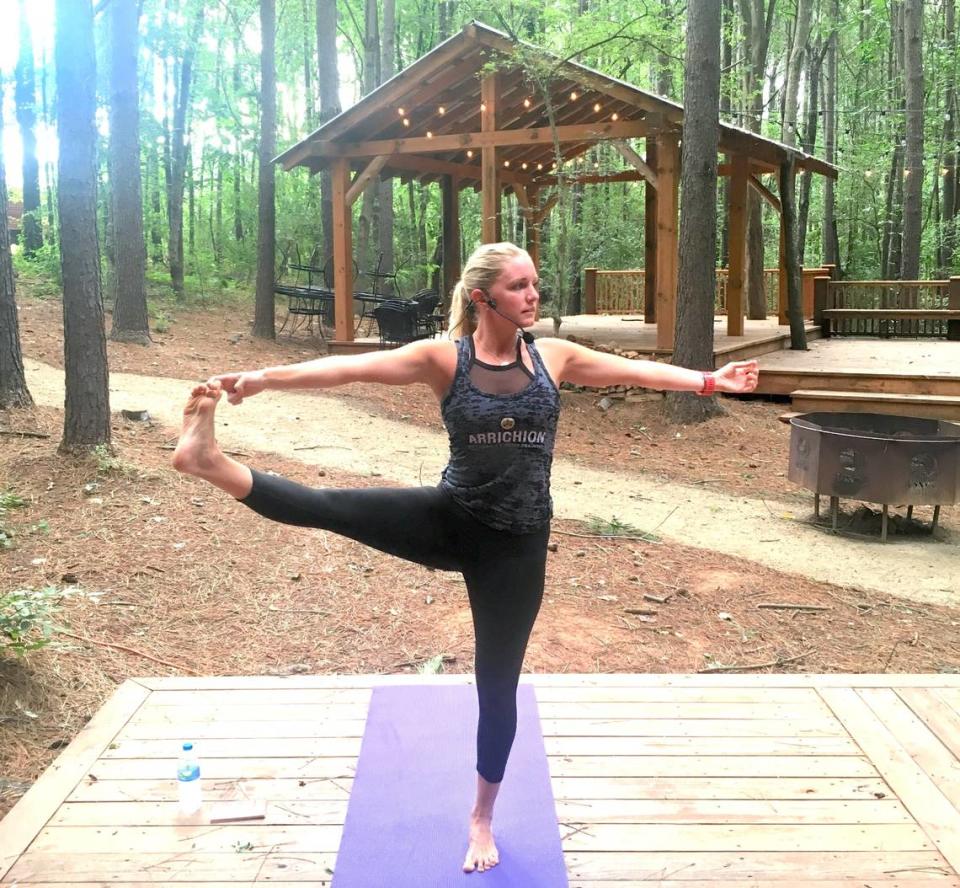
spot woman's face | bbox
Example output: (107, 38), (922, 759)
(482, 255), (540, 327)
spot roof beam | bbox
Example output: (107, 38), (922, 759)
(345, 156), (389, 206)
(613, 141), (657, 189)
(299, 119), (652, 161)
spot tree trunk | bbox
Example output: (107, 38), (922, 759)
(317, 0), (341, 264)
(780, 159), (807, 349)
(55, 0), (110, 453)
(0, 112), (33, 409)
(253, 0), (277, 340)
(738, 0), (775, 318)
(901, 0), (923, 280)
(378, 0), (396, 292)
(719, 0), (734, 266)
(357, 0), (380, 274)
(943, 0), (957, 273)
(149, 148), (165, 264)
(301, 0), (315, 128)
(108, 0), (150, 345)
(657, 0), (675, 97)
(781, 0), (812, 147)
(798, 42), (823, 265)
(822, 0), (839, 266)
(168, 8), (204, 300)
(16, 0), (43, 256)
(666, 0), (724, 423)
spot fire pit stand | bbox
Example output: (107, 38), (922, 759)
(788, 413), (960, 542)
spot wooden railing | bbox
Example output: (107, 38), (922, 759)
(814, 277), (960, 339)
(588, 268), (795, 316)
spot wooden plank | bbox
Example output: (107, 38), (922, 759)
(31, 824), (344, 854)
(305, 119), (651, 159)
(330, 156), (353, 343)
(481, 71), (499, 243)
(759, 369), (960, 398)
(121, 718), (369, 740)
(820, 686), (960, 875)
(131, 673), (960, 691)
(613, 140), (657, 188)
(727, 154), (748, 335)
(6, 852), (338, 882)
(441, 174), (460, 301)
(553, 797), (912, 823)
(87, 756), (358, 780)
(50, 799), (349, 827)
(644, 137), (657, 323)
(654, 131), (679, 349)
(103, 737), (364, 758)
(543, 735), (858, 756)
(556, 822), (930, 853)
(549, 775), (892, 800)
(861, 688), (960, 811)
(900, 689), (960, 760)
(564, 850), (955, 880)
(0, 679), (151, 881)
(344, 154), (388, 206)
(69, 777), (354, 803)
(790, 391), (960, 421)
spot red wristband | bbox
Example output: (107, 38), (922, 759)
(697, 371), (716, 396)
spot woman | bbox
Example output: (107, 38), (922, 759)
(172, 242), (759, 874)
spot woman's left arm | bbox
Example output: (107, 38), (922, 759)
(541, 339), (759, 394)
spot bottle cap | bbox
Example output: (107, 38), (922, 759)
(182, 742), (194, 751)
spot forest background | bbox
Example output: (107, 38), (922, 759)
(0, 0), (949, 331)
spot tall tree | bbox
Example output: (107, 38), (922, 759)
(943, 0), (958, 274)
(822, 0), (840, 268)
(253, 0), (277, 339)
(15, 0), (43, 256)
(666, 0), (723, 423)
(901, 0), (924, 279)
(55, 0), (110, 453)
(738, 0), (776, 318)
(781, 0), (813, 147)
(0, 111), (33, 409)
(357, 0), (380, 273)
(167, 6), (205, 299)
(378, 0), (396, 289)
(108, 0), (150, 344)
(317, 0), (341, 264)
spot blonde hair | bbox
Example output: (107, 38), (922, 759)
(447, 242), (530, 338)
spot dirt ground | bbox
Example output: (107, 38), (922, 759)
(3, 292), (960, 817)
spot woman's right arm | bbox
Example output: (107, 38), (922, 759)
(213, 339), (454, 404)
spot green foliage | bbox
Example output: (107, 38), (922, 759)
(0, 587), (65, 657)
(0, 490), (26, 550)
(92, 444), (125, 475)
(582, 514), (657, 541)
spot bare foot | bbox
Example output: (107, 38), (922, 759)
(171, 383), (224, 476)
(462, 816), (499, 873)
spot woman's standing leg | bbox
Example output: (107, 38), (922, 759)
(460, 526), (549, 873)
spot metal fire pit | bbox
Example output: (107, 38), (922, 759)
(788, 412), (960, 541)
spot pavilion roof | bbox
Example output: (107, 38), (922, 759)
(275, 21), (837, 188)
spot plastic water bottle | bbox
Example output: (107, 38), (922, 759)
(177, 742), (202, 815)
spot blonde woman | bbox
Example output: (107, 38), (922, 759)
(173, 242), (759, 874)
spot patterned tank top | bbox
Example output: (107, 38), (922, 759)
(439, 334), (560, 534)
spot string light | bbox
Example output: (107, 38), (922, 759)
(537, 163), (543, 170)
(467, 150), (474, 158)
(438, 105), (446, 115)
(570, 91), (578, 101)
(593, 102), (601, 112)
(403, 118), (410, 127)
(521, 162), (528, 170)
(503, 160), (511, 167)
(481, 102), (487, 112)
(426, 131), (433, 138)
(611, 112), (619, 121)
(398, 107), (405, 116)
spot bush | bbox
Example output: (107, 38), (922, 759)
(1, 587), (65, 656)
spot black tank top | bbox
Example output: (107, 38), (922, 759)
(439, 335), (560, 533)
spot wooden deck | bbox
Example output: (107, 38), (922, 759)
(4, 673), (960, 886)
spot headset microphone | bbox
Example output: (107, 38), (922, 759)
(482, 295), (535, 344)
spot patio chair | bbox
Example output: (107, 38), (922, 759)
(411, 289), (442, 337)
(373, 299), (437, 347)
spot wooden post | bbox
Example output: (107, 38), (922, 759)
(949, 276), (960, 340)
(480, 73), (500, 243)
(813, 275), (831, 336)
(584, 268), (598, 314)
(801, 268), (817, 319)
(644, 139), (657, 324)
(726, 154), (748, 336)
(655, 133), (679, 350)
(441, 175), (460, 308)
(778, 224), (789, 325)
(331, 156), (353, 343)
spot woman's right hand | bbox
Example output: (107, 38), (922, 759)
(209, 370), (267, 405)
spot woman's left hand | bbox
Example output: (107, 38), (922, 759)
(714, 359), (760, 394)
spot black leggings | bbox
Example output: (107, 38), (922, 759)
(240, 469), (549, 783)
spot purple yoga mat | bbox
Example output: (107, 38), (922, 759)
(331, 683), (569, 888)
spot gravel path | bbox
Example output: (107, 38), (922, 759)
(24, 358), (959, 606)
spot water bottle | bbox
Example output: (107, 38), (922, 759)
(177, 742), (202, 815)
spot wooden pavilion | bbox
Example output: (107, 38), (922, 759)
(276, 21), (837, 352)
